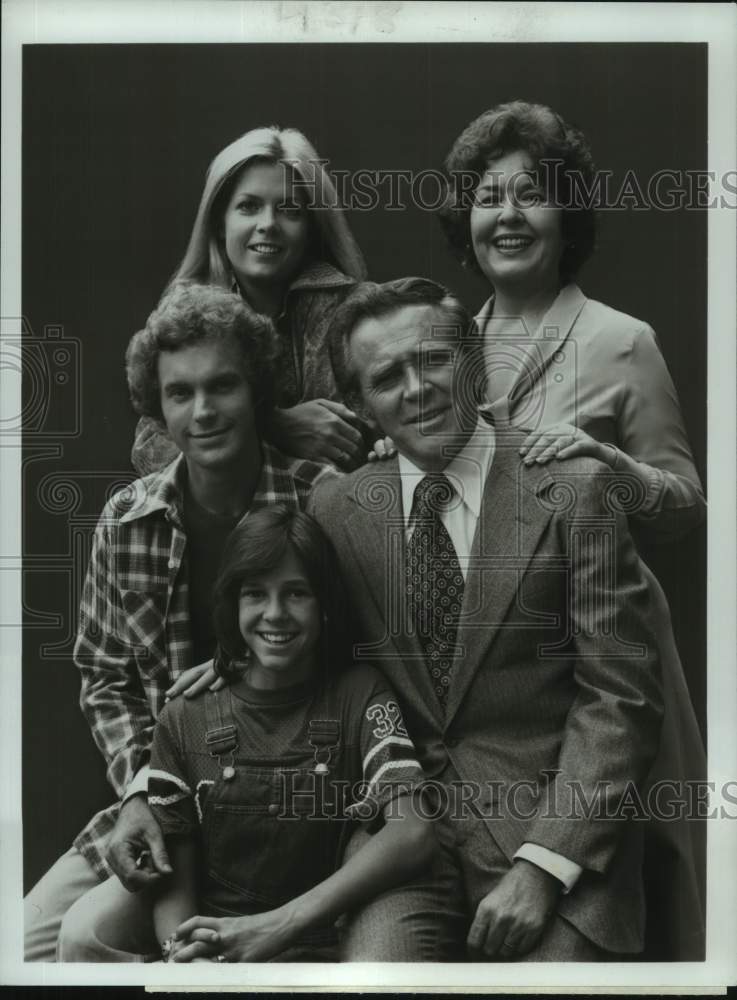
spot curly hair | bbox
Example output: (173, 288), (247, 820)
(328, 276), (484, 431)
(171, 126), (366, 291)
(126, 282), (279, 426)
(212, 505), (351, 683)
(438, 101), (597, 282)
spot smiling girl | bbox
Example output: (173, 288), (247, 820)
(145, 505), (433, 962)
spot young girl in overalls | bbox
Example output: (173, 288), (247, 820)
(148, 504), (433, 962)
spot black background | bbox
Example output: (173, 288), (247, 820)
(22, 43), (707, 889)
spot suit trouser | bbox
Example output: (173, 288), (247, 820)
(341, 789), (601, 962)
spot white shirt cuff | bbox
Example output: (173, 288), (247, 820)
(513, 843), (582, 894)
(122, 764), (150, 803)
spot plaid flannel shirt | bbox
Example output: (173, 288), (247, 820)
(73, 444), (334, 878)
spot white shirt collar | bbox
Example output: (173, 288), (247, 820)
(397, 417), (495, 527)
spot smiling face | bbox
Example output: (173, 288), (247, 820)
(158, 336), (259, 475)
(470, 149), (564, 299)
(349, 303), (467, 472)
(221, 160), (310, 306)
(237, 545), (321, 689)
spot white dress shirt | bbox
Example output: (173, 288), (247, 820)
(398, 419), (582, 893)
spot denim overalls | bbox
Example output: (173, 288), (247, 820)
(198, 686), (357, 954)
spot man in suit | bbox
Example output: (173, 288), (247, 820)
(309, 277), (663, 961)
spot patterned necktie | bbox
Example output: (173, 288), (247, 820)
(405, 475), (465, 707)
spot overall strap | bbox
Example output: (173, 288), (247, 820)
(308, 682), (341, 774)
(204, 688), (238, 755)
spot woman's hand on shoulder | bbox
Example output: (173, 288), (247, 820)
(131, 416), (179, 478)
(268, 400), (366, 470)
(520, 423), (616, 468)
(367, 436), (397, 462)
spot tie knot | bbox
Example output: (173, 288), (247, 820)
(412, 474), (454, 518)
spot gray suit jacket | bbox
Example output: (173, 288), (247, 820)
(309, 430), (663, 952)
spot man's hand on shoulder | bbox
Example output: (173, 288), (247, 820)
(106, 793), (172, 891)
(165, 659), (223, 701)
(467, 859), (563, 960)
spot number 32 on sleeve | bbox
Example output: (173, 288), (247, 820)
(366, 701), (409, 740)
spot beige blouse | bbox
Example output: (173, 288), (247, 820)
(475, 283), (705, 542)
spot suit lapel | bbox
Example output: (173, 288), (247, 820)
(480, 284), (587, 415)
(509, 283), (587, 411)
(343, 462), (444, 726)
(445, 432), (554, 725)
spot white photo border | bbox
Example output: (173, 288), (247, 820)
(2, 0), (736, 991)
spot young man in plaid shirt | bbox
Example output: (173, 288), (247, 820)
(24, 282), (335, 961)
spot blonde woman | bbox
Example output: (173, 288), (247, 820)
(133, 126), (370, 476)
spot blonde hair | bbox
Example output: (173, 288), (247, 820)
(171, 126), (366, 290)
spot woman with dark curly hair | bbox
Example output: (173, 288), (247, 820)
(439, 100), (706, 960)
(439, 101), (704, 539)
(132, 126), (372, 479)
